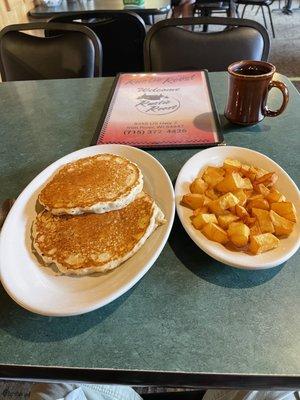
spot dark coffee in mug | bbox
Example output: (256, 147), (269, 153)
(225, 60), (289, 125)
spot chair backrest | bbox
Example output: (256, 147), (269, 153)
(0, 22), (102, 82)
(144, 17), (270, 72)
(49, 11), (146, 77)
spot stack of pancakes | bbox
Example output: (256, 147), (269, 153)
(32, 154), (165, 276)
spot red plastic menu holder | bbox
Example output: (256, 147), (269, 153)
(92, 71), (224, 148)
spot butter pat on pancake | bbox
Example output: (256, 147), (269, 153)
(32, 193), (165, 275)
(38, 154), (143, 215)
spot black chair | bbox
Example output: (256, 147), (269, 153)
(0, 22), (102, 82)
(236, 0), (275, 38)
(144, 17), (270, 72)
(193, 0), (234, 32)
(49, 11), (146, 77)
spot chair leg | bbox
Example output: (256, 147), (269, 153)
(241, 4), (248, 17)
(261, 5), (268, 29)
(267, 4), (276, 37)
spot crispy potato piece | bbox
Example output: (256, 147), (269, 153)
(193, 207), (209, 216)
(252, 208), (274, 233)
(228, 222), (250, 247)
(190, 178), (208, 194)
(269, 210), (294, 237)
(250, 221), (262, 236)
(255, 168), (270, 179)
(244, 216), (257, 227)
(218, 193), (240, 209)
(247, 198), (270, 211)
(266, 189), (286, 204)
(205, 188), (219, 200)
(235, 204), (249, 219)
(254, 172), (278, 187)
(181, 194), (210, 210)
(249, 233), (280, 254)
(216, 172), (253, 193)
(242, 166), (257, 182)
(208, 200), (228, 215)
(271, 202), (297, 222)
(192, 213), (218, 230)
(223, 159), (241, 173)
(201, 222), (228, 244)
(218, 213), (240, 229)
(202, 167), (225, 187)
(253, 183), (270, 197)
(233, 190), (247, 206)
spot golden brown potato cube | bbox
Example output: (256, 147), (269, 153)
(249, 221), (262, 236)
(215, 172), (246, 192)
(205, 188), (219, 200)
(202, 167), (225, 187)
(252, 208), (274, 233)
(240, 164), (250, 175)
(255, 168), (270, 179)
(269, 210), (294, 237)
(208, 199), (227, 215)
(192, 213), (218, 230)
(253, 183), (270, 197)
(190, 178), (208, 194)
(244, 190), (254, 198)
(242, 178), (253, 190)
(235, 204), (249, 219)
(247, 198), (270, 211)
(271, 202), (297, 222)
(181, 194), (209, 210)
(233, 190), (247, 206)
(201, 222), (228, 244)
(223, 158), (241, 173)
(249, 233), (280, 254)
(244, 216), (257, 227)
(266, 189), (286, 204)
(193, 207), (209, 216)
(228, 222), (250, 247)
(254, 172), (278, 187)
(218, 213), (240, 229)
(242, 166), (257, 182)
(218, 192), (240, 210)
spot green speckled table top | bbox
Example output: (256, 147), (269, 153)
(0, 73), (299, 388)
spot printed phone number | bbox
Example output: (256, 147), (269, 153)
(123, 129), (187, 135)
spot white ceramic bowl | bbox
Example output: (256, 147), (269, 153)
(0, 145), (175, 316)
(175, 146), (300, 270)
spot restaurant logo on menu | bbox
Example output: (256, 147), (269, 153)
(135, 93), (180, 115)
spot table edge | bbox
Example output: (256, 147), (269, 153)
(1, 364), (300, 389)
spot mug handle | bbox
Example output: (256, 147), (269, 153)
(263, 80), (289, 117)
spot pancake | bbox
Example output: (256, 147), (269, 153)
(32, 192), (165, 276)
(38, 154), (143, 215)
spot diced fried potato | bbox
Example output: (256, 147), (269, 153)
(228, 222), (250, 247)
(235, 204), (249, 219)
(269, 210), (294, 237)
(202, 167), (225, 187)
(253, 183), (270, 197)
(208, 199), (228, 215)
(201, 222), (228, 244)
(181, 194), (210, 210)
(205, 188), (219, 200)
(252, 208), (274, 233)
(247, 198), (270, 211)
(254, 172), (278, 187)
(242, 178), (253, 190)
(216, 172), (252, 192)
(242, 166), (257, 182)
(218, 193), (240, 209)
(248, 194), (264, 201)
(193, 207), (209, 216)
(250, 221), (262, 236)
(190, 178), (208, 194)
(266, 189), (286, 204)
(255, 168), (270, 179)
(233, 190), (247, 206)
(244, 216), (257, 227)
(223, 158), (241, 173)
(249, 233), (280, 254)
(271, 202), (297, 222)
(244, 190), (254, 198)
(218, 213), (240, 229)
(192, 213), (217, 230)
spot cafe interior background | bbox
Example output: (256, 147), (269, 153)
(0, 0), (299, 396)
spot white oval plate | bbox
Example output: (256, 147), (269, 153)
(175, 146), (300, 270)
(0, 144), (175, 316)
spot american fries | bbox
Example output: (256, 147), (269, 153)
(181, 158), (297, 255)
